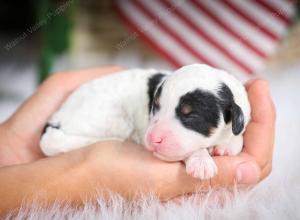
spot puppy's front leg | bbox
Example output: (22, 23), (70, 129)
(185, 149), (218, 179)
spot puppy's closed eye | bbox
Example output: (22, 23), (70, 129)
(181, 104), (193, 115)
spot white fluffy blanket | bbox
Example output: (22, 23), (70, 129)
(4, 65), (300, 220)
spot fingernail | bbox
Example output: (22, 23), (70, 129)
(236, 162), (260, 184)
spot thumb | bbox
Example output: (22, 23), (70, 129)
(211, 154), (261, 187)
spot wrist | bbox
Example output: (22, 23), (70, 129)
(26, 148), (95, 204)
(0, 148), (94, 213)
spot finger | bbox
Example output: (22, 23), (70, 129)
(5, 66), (123, 142)
(243, 80), (276, 168)
(246, 79), (276, 125)
(53, 66), (124, 93)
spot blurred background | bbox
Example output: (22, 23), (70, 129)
(0, 0), (299, 123)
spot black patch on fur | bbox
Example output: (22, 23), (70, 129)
(42, 122), (61, 135)
(231, 104), (244, 135)
(218, 83), (244, 135)
(218, 83), (234, 124)
(147, 73), (166, 114)
(175, 89), (220, 137)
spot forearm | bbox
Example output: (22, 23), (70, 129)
(0, 149), (91, 215)
(0, 140), (209, 216)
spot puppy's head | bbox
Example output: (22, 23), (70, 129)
(145, 64), (246, 161)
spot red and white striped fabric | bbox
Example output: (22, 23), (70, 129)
(114, 0), (296, 78)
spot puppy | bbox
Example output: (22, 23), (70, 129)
(41, 64), (250, 179)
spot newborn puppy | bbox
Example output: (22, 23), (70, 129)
(41, 64), (250, 179)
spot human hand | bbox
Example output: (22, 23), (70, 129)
(0, 66), (123, 166)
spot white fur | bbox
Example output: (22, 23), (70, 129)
(40, 64), (250, 179)
(41, 68), (161, 154)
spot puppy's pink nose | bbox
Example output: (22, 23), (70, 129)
(148, 133), (165, 150)
(152, 137), (163, 144)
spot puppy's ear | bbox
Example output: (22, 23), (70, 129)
(231, 103), (244, 135)
(218, 83), (244, 135)
(147, 73), (166, 113)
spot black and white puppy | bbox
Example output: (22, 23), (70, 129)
(41, 64), (250, 179)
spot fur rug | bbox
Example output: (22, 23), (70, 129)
(3, 64), (300, 220)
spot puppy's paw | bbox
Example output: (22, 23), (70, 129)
(185, 156), (218, 179)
